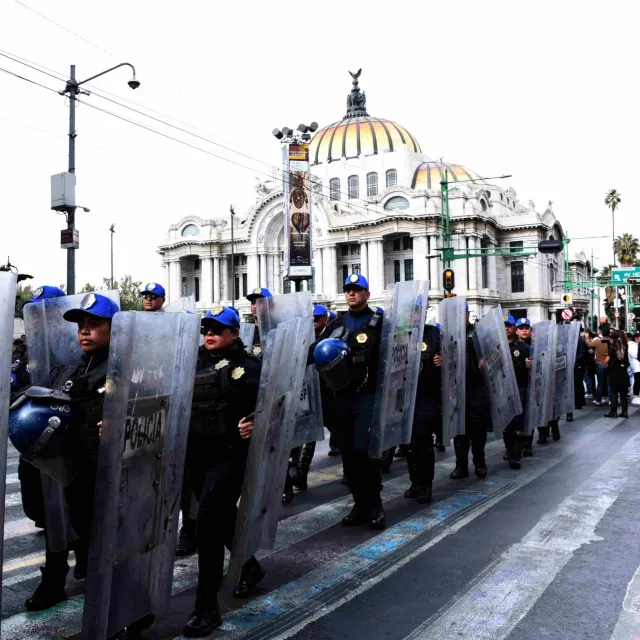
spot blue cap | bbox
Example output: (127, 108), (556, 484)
(435, 322), (441, 329)
(229, 306), (240, 316)
(344, 274), (369, 291)
(376, 306), (385, 315)
(246, 287), (272, 302)
(516, 318), (531, 328)
(140, 283), (166, 297)
(202, 304), (240, 329)
(27, 286), (66, 304)
(63, 293), (120, 322)
(329, 311), (337, 321)
(503, 314), (516, 326)
(313, 304), (328, 317)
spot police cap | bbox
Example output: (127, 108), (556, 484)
(344, 273), (369, 291)
(516, 318), (531, 328)
(246, 287), (272, 302)
(27, 286), (66, 304)
(140, 283), (166, 297)
(63, 293), (120, 323)
(503, 314), (516, 326)
(202, 304), (240, 330)
(313, 304), (328, 318)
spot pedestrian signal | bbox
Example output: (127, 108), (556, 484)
(443, 269), (455, 292)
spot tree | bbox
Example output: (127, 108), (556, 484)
(14, 283), (34, 318)
(604, 189), (622, 266)
(613, 233), (639, 267)
(102, 274), (144, 311)
(80, 282), (97, 293)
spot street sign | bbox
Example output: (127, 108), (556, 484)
(629, 312), (636, 321)
(561, 293), (573, 306)
(561, 307), (574, 321)
(612, 267), (640, 285)
(60, 229), (79, 249)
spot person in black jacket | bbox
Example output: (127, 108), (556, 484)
(604, 329), (630, 419)
(18, 293), (119, 612)
(183, 305), (263, 637)
(567, 329), (588, 421)
(404, 323), (441, 503)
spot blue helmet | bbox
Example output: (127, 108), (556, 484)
(329, 311), (337, 321)
(140, 282), (166, 298)
(8, 387), (77, 485)
(63, 293), (120, 322)
(313, 304), (328, 318)
(344, 274), (369, 291)
(313, 338), (352, 391)
(503, 314), (516, 326)
(516, 317), (531, 328)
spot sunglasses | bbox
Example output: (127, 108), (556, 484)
(142, 294), (160, 301)
(313, 315), (327, 321)
(200, 324), (230, 336)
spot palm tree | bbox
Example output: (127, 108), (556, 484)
(604, 189), (622, 266)
(613, 233), (639, 267)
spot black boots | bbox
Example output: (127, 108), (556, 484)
(233, 558), (265, 598)
(282, 473), (294, 505)
(342, 504), (386, 530)
(176, 518), (198, 557)
(502, 430), (523, 470)
(25, 566), (67, 611)
(522, 434), (534, 457)
(183, 596), (222, 637)
(550, 420), (561, 441)
(451, 436), (470, 479)
(403, 447), (433, 503)
(566, 412), (574, 422)
(291, 442), (316, 491)
(379, 447), (395, 473)
(537, 426), (549, 444)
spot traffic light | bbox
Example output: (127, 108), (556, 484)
(443, 268), (455, 292)
(538, 239), (564, 254)
(628, 277), (640, 285)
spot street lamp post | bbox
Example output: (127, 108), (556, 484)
(109, 224), (116, 288)
(60, 63), (139, 294)
(230, 205), (235, 302)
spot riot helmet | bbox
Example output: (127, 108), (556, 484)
(313, 338), (352, 391)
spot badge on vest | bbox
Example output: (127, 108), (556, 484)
(231, 367), (245, 380)
(356, 333), (368, 344)
(253, 346), (262, 355)
(421, 342), (427, 351)
(215, 359), (230, 370)
(513, 350), (520, 358)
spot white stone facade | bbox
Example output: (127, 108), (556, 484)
(158, 76), (589, 324)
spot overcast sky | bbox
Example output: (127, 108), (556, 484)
(1, 0), (638, 290)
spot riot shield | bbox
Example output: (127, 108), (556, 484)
(256, 291), (324, 447)
(369, 280), (428, 458)
(23, 290), (120, 553)
(81, 310), (200, 640)
(163, 295), (196, 313)
(554, 323), (577, 417)
(544, 323), (559, 424)
(525, 321), (555, 433)
(239, 322), (256, 352)
(439, 296), (466, 445)
(566, 322), (580, 410)
(472, 307), (522, 432)
(0, 272), (17, 615)
(229, 315), (312, 584)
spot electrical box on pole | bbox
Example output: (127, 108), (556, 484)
(51, 172), (76, 211)
(538, 239), (563, 254)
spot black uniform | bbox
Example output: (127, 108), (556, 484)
(186, 339), (262, 605)
(405, 324), (440, 501)
(452, 325), (491, 477)
(331, 306), (384, 520)
(503, 339), (530, 465)
(574, 336), (587, 410)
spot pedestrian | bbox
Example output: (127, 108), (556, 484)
(584, 330), (596, 398)
(630, 333), (640, 405)
(604, 329), (630, 419)
(183, 305), (263, 636)
(586, 327), (611, 405)
(139, 282), (166, 311)
(567, 327), (588, 421)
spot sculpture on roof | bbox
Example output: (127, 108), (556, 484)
(345, 69), (369, 118)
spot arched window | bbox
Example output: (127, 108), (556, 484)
(329, 178), (341, 201)
(480, 199), (487, 213)
(366, 172), (378, 197)
(348, 175), (359, 199)
(384, 196), (410, 211)
(386, 169), (397, 188)
(181, 224), (199, 237)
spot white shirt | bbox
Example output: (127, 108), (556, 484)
(629, 341), (640, 374)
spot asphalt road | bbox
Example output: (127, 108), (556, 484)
(2, 404), (640, 640)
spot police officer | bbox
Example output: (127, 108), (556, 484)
(246, 287), (272, 357)
(139, 282), (166, 311)
(183, 305), (263, 636)
(405, 323), (441, 503)
(451, 307), (490, 479)
(322, 274), (385, 530)
(568, 326), (587, 422)
(326, 309), (341, 457)
(289, 304), (335, 492)
(16, 286), (66, 532)
(11, 293), (118, 611)
(503, 315), (531, 469)
(515, 318), (535, 455)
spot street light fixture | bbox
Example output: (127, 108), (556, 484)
(57, 62), (139, 295)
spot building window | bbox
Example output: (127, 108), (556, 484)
(386, 169), (397, 188)
(500, 194), (504, 201)
(194, 257), (201, 271)
(384, 196), (410, 211)
(235, 276), (240, 300)
(342, 265), (349, 281)
(393, 238), (401, 251)
(480, 199), (487, 213)
(403, 236), (413, 250)
(511, 261), (524, 293)
(366, 172), (378, 197)
(330, 178), (341, 201)
(181, 224), (199, 237)
(404, 259), (414, 281)
(510, 240), (524, 253)
(348, 175), (359, 199)
(481, 237), (489, 288)
(341, 245), (349, 257)
(352, 263), (361, 274)
(350, 243), (360, 255)
(549, 264), (556, 290)
(242, 273), (247, 297)
(194, 277), (200, 302)
(394, 260), (401, 283)
(510, 309), (528, 321)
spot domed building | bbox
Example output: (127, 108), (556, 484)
(158, 71), (589, 322)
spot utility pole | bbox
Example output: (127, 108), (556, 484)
(230, 205), (235, 302)
(109, 224), (116, 288)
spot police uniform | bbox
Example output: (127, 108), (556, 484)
(515, 318), (535, 455)
(451, 323), (491, 479)
(503, 315), (531, 469)
(184, 306), (263, 637)
(405, 324), (440, 503)
(10, 293), (119, 612)
(246, 287), (272, 358)
(139, 282), (166, 305)
(327, 274), (385, 530)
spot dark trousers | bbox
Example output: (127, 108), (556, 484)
(45, 463), (96, 577)
(18, 459), (45, 527)
(596, 364), (609, 402)
(334, 391), (381, 511)
(408, 417), (436, 486)
(180, 461), (197, 534)
(574, 366), (586, 409)
(609, 376), (629, 414)
(634, 372), (640, 396)
(453, 413), (489, 467)
(504, 388), (527, 435)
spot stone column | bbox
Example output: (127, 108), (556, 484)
(313, 249), (324, 294)
(301, 279), (308, 292)
(221, 256), (229, 302)
(275, 255), (282, 294)
(489, 242), (497, 291)
(323, 246), (338, 297)
(359, 241), (369, 280)
(266, 253), (274, 291)
(213, 256), (221, 302)
(374, 239), (385, 292)
(322, 247), (332, 297)
(259, 253), (268, 288)
(429, 234), (440, 291)
(172, 259), (182, 302)
(468, 236), (478, 292)
(200, 257), (213, 307)
(247, 253), (259, 289)
(412, 234), (428, 282)
(165, 261), (172, 301)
